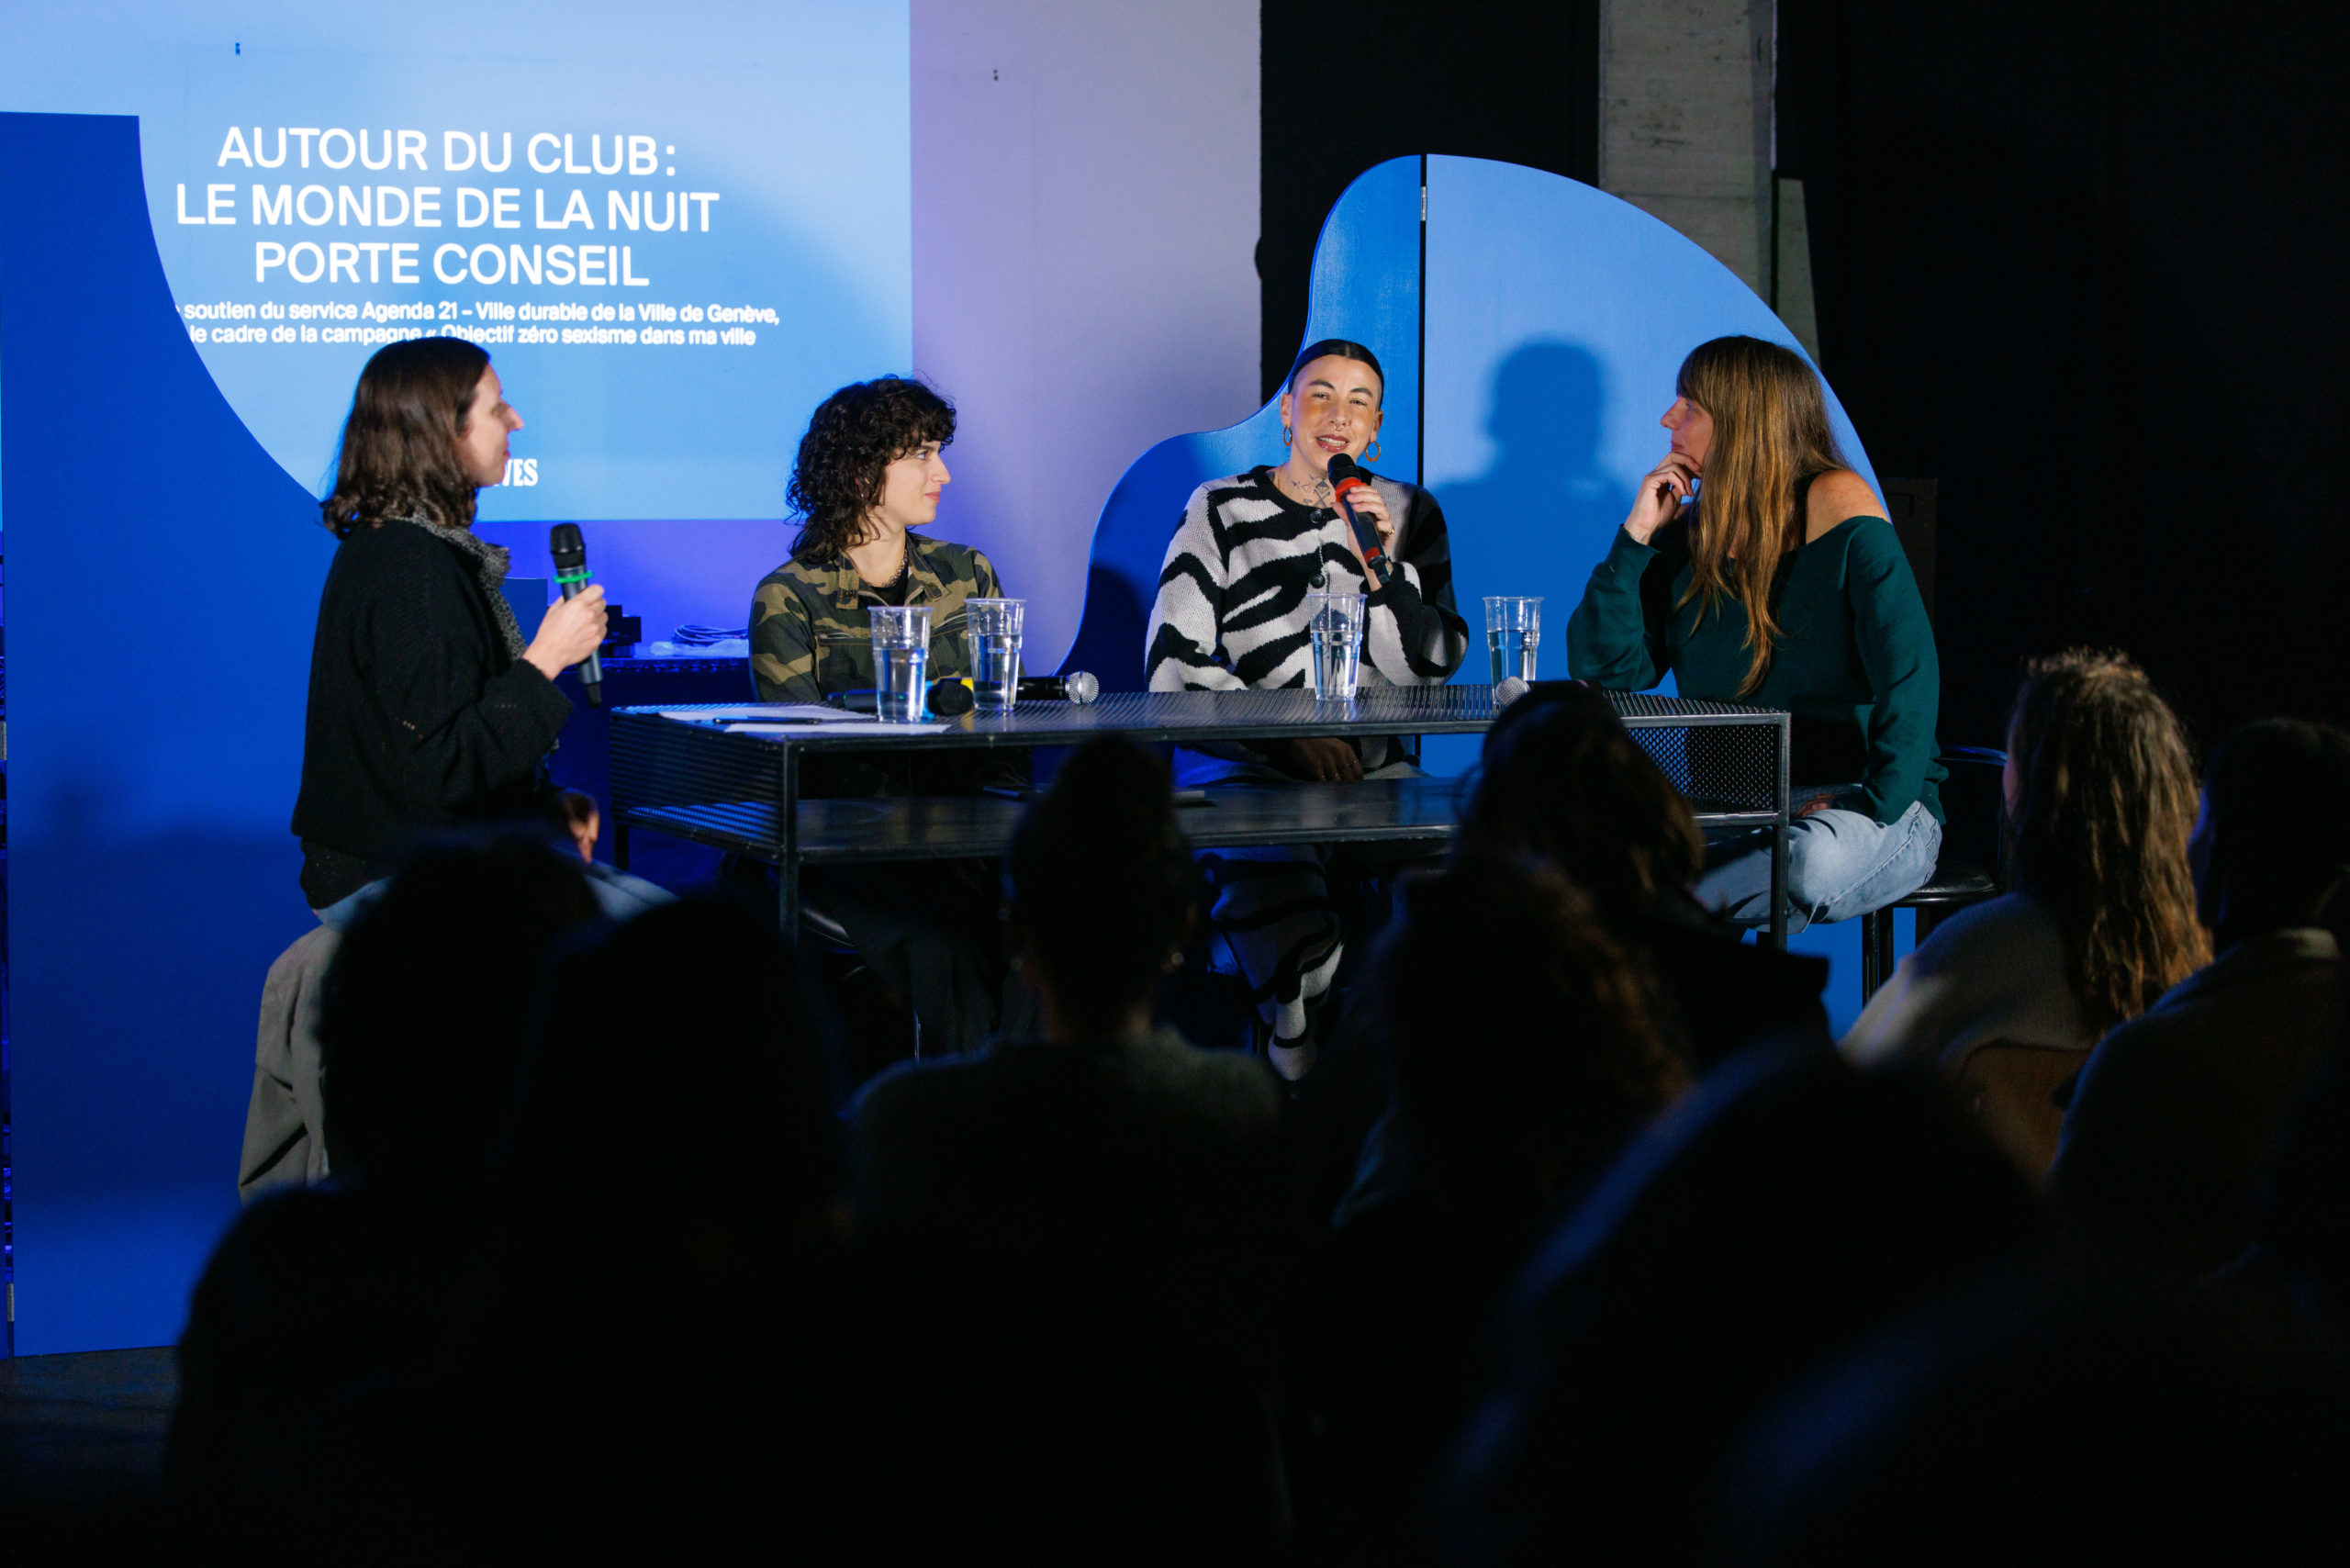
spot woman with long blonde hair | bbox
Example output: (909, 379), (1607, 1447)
(1567, 335), (1943, 930)
(1844, 650), (2207, 1070)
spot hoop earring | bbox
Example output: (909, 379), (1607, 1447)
(1281, 425), (1292, 446)
(1367, 438), (1382, 462)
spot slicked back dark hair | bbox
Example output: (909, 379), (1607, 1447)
(787, 376), (957, 565)
(1286, 338), (1385, 405)
(323, 336), (492, 537)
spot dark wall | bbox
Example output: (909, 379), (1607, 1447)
(1782, 0), (2350, 750)
(1259, 0), (1600, 399)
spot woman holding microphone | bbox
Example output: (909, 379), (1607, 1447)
(292, 338), (608, 917)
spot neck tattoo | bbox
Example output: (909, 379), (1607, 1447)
(1279, 463), (1335, 510)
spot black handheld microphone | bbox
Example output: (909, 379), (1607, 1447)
(1324, 453), (1393, 586)
(547, 523), (602, 707)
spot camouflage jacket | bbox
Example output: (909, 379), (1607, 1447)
(749, 533), (1004, 703)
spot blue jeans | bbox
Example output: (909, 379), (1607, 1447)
(1696, 798), (1942, 933)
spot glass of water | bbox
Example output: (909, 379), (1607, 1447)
(1484, 596), (1543, 685)
(1306, 591), (1367, 702)
(962, 598), (1025, 712)
(868, 604), (932, 722)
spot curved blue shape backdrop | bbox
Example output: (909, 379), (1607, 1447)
(1069, 154), (1876, 712)
(1069, 153), (1899, 1033)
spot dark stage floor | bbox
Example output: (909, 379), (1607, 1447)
(1, 1345), (176, 1540)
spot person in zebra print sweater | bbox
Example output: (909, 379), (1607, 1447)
(1147, 340), (1469, 1077)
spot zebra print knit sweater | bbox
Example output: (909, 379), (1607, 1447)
(1146, 466), (1469, 719)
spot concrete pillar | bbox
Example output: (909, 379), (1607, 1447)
(1598, 0), (1775, 298)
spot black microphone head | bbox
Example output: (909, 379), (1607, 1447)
(1326, 452), (1362, 485)
(549, 522), (586, 569)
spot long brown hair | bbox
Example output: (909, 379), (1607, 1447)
(2006, 649), (2208, 1033)
(1460, 681), (1706, 928)
(1674, 336), (1847, 694)
(322, 338), (492, 538)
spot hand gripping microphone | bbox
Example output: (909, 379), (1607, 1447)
(1324, 453), (1393, 586)
(547, 523), (602, 707)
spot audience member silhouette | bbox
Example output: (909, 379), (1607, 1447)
(1459, 680), (1830, 1067)
(1438, 1038), (2039, 1568)
(2052, 718), (2350, 1279)
(1707, 1262), (2350, 1566)
(1305, 852), (1686, 1566)
(1846, 649), (2207, 1071)
(169, 836), (601, 1505)
(2248, 1026), (2350, 1345)
(850, 734), (1292, 1566)
(277, 893), (853, 1561)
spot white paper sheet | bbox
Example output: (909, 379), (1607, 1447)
(658, 704), (862, 723)
(722, 720), (954, 737)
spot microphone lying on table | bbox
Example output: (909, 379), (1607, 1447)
(832, 672), (1101, 716)
(1324, 452), (1393, 587)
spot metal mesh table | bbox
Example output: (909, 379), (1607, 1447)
(609, 684), (1793, 943)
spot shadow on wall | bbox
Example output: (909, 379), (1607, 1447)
(1417, 339), (1641, 781)
(1433, 339), (1632, 585)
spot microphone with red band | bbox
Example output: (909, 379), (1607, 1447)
(1325, 452), (1393, 587)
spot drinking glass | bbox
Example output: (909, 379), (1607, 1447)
(962, 598), (1025, 712)
(1484, 596), (1543, 685)
(869, 604), (932, 722)
(1306, 591), (1367, 702)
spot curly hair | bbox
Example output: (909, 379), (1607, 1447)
(787, 376), (957, 564)
(322, 337), (492, 538)
(2006, 649), (2208, 1033)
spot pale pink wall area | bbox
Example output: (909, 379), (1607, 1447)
(912, 0), (1261, 673)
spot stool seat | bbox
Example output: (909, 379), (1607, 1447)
(1862, 855), (2002, 999)
(1899, 856), (1998, 907)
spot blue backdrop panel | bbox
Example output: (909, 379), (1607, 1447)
(2, 112), (332, 1353)
(1065, 156), (1422, 690)
(1077, 153), (1901, 1026)
(1415, 158), (1891, 1025)
(1417, 154), (1876, 767)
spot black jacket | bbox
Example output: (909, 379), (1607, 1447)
(291, 520), (572, 906)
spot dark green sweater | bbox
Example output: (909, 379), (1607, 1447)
(1567, 513), (1944, 823)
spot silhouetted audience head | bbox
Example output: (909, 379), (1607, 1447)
(2191, 716), (2350, 947)
(2006, 649), (2207, 1033)
(317, 834), (601, 1195)
(1460, 681), (1705, 926)
(1369, 853), (1685, 1211)
(497, 894), (845, 1305)
(1005, 734), (1196, 1036)
(2254, 1025), (2350, 1341)
(1457, 682), (1827, 1068)
(1711, 1265), (2350, 1566)
(1442, 1041), (2038, 1567)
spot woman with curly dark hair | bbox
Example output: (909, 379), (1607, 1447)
(292, 338), (607, 913)
(1844, 649), (2207, 1072)
(749, 376), (1005, 702)
(745, 376), (1028, 1058)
